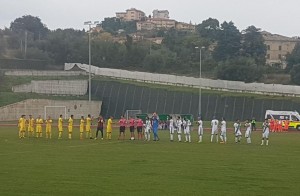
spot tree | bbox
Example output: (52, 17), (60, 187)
(241, 26), (266, 65)
(101, 17), (121, 34)
(0, 30), (5, 57)
(3, 28), (20, 49)
(196, 18), (220, 41)
(290, 64), (300, 85)
(101, 17), (136, 35)
(216, 57), (263, 82)
(92, 39), (125, 68)
(159, 47), (178, 70)
(143, 53), (165, 72)
(125, 41), (148, 67)
(286, 43), (300, 71)
(213, 21), (242, 61)
(10, 15), (49, 40)
(45, 28), (86, 64)
(125, 34), (133, 50)
(0, 70), (4, 84)
(95, 32), (114, 42)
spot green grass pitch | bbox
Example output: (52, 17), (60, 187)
(0, 125), (300, 196)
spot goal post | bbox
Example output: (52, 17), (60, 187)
(125, 110), (142, 120)
(44, 106), (67, 120)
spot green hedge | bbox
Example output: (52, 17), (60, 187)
(0, 58), (49, 70)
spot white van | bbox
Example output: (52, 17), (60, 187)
(265, 110), (300, 130)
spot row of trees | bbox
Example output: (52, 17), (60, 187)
(0, 15), (299, 83)
(286, 43), (300, 84)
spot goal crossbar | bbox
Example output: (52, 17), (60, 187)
(125, 110), (142, 120)
(44, 106), (67, 120)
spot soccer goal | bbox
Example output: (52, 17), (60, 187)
(44, 106), (67, 120)
(125, 110), (142, 120)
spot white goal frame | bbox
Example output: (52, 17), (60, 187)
(44, 106), (67, 120)
(125, 110), (142, 120)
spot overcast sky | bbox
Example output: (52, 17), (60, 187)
(1, 0), (299, 37)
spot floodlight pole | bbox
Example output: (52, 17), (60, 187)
(84, 21), (99, 102)
(88, 26), (91, 102)
(195, 46), (205, 117)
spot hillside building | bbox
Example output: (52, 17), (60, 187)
(137, 18), (195, 31)
(153, 10), (169, 19)
(175, 22), (195, 31)
(262, 31), (300, 69)
(116, 8), (145, 21)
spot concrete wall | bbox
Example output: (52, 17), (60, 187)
(65, 63), (300, 97)
(12, 80), (88, 95)
(5, 70), (87, 76)
(0, 99), (102, 121)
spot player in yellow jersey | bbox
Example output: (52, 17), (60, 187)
(58, 114), (63, 139)
(85, 114), (92, 139)
(80, 116), (85, 140)
(68, 115), (74, 139)
(27, 115), (35, 138)
(18, 115), (26, 138)
(18, 115), (22, 138)
(45, 116), (53, 139)
(27, 115), (34, 137)
(21, 115), (26, 138)
(35, 115), (43, 138)
(106, 116), (113, 140)
(25, 116), (29, 136)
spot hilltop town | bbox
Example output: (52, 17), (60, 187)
(1, 8), (300, 84)
(91, 8), (300, 70)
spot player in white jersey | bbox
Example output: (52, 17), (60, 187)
(211, 116), (219, 143)
(220, 117), (227, 144)
(176, 116), (182, 142)
(183, 118), (192, 142)
(144, 117), (151, 141)
(169, 116), (175, 141)
(261, 119), (270, 146)
(182, 118), (187, 141)
(244, 120), (252, 144)
(234, 119), (242, 143)
(197, 117), (203, 143)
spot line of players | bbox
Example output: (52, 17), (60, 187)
(18, 114), (270, 145)
(117, 115), (270, 145)
(113, 113), (160, 141)
(168, 116), (270, 145)
(17, 113), (160, 141)
(18, 114), (94, 140)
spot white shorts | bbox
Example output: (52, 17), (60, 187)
(235, 131), (242, 136)
(177, 127), (182, 134)
(169, 127), (174, 134)
(262, 131), (269, 138)
(184, 129), (190, 135)
(211, 128), (218, 135)
(198, 127), (203, 136)
(220, 130), (226, 137)
(245, 130), (251, 138)
(145, 127), (150, 133)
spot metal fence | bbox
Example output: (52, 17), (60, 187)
(92, 80), (300, 121)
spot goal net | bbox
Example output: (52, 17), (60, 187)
(125, 110), (142, 120)
(44, 106), (67, 120)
